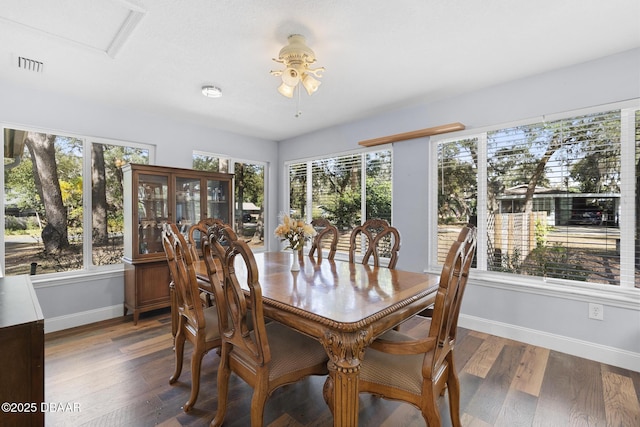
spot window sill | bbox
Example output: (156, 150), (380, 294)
(30, 264), (124, 288)
(424, 267), (640, 311)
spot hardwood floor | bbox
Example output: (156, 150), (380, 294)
(44, 309), (640, 426)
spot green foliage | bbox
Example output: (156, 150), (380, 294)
(5, 216), (27, 231)
(365, 177), (391, 220)
(322, 190), (361, 230)
(193, 154), (225, 172)
(289, 164), (307, 218)
(102, 144), (148, 235)
(235, 162), (264, 207)
(534, 219), (553, 247)
(438, 139), (477, 223)
(526, 244), (590, 281)
(491, 247), (522, 274)
(4, 148), (40, 213)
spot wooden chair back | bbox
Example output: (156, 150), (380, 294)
(207, 223), (269, 364)
(428, 225), (477, 369)
(188, 217), (226, 261)
(307, 218), (338, 261)
(349, 218), (401, 268)
(163, 222), (224, 412)
(162, 223), (205, 330)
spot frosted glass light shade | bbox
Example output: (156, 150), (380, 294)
(277, 82), (295, 98)
(301, 74), (321, 96)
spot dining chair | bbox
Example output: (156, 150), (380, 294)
(306, 218), (338, 261)
(415, 225), (474, 320)
(161, 223), (222, 413)
(358, 225), (477, 427)
(207, 224), (329, 427)
(188, 217), (227, 261)
(349, 218), (401, 268)
(169, 218), (226, 339)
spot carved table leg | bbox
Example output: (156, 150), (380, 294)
(321, 327), (373, 427)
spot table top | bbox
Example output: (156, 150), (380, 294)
(195, 251), (440, 332)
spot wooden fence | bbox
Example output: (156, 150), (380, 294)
(488, 212), (547, 267)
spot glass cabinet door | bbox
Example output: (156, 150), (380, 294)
(137, 173), (168, 255)
(207, 179), (230, 223)
(175, 176), (202, 236)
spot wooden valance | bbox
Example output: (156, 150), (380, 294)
(358, 122), (465, 147)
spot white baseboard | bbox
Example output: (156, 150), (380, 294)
(459, 314), (640, 372)
(44, 304), (123, 334)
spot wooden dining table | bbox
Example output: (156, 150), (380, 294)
(194, 251), (440, 427)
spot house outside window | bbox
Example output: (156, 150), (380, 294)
(432, 102), (639, 289)
(3, 127), (151, 276)
(286, 148), (392, 258)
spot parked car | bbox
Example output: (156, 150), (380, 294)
(569, 210), (602, 225)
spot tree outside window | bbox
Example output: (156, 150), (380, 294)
(3, 128), (149, 276)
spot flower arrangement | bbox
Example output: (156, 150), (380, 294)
(275, 214), (316, 251)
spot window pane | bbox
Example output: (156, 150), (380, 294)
(312, 154), (362, 256)
(289, 162), (307, 218)
(288, 149), (392, 258)
(193, 153), (229, 173)
(91, 143), (149, 266)
(234, 161), (265, 249)
(4, 130), (83, 275)
(192, 153), (266, 249)
(366, 150), (392, 222)
(487, 111), (621, 285)
(437, 138), (478, 264)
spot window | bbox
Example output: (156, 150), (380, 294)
(3, 127), (151, 276)
(433, 103), (638, 288)
(287, 148), (392, 257)
(192, 152), (266, 249)
(90, 142), (151, 266)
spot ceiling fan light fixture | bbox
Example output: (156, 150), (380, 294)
(201, 85), (222, 98)
(270, 34), (324, 98)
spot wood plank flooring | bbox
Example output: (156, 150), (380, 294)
(44, 309), (640, 426)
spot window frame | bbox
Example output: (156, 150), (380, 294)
(1, 123), (155, 278)
(283, 145), (393, 261)
(429, 100), (639, 296)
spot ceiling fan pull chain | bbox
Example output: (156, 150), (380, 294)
(295, 85), (302, 118)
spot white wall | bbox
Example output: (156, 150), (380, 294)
(278, 48), (640, 370)
(0, 78), (279, 331)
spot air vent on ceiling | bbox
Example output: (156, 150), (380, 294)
(17, 56), (44, 73)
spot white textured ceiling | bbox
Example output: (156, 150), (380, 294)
(0, 0), (639, 141)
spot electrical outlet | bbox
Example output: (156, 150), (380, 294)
(588, 303), (604, 320)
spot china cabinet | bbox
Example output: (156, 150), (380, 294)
(122, 164), (233, 323)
